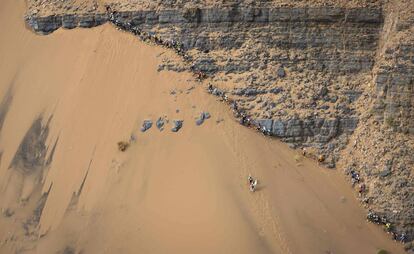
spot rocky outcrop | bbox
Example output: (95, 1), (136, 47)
(339, 4), (414, 248)
(257, 117), (357, 144)
(340, 116), (414, 250)
(25, 13), (107, 34)
(370, 2), (414, 134)
(373, 41), (414, 134)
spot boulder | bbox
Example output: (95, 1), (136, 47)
(156, 117), (165, 130)
(277, 67), (286, 78)
(141, 120), (152, 132)
(196, 112), (211, 126)
(171, 120), (184, 132)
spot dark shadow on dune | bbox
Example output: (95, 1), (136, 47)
(9, 116), (51, 173)
(254, 184), (266, 192)
(66, 162), (91, 212)
(0, 85), (14, 133)
(58, 246), (76, 254)
(46, 136), (59, 166)
(22, 183), (52, 237)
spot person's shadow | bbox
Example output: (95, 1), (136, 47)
(254, 183), (266, 192)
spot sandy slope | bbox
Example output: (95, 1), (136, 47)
(0, 0), (406, 253)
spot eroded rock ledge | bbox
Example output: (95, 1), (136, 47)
(26, 7), (383, 34)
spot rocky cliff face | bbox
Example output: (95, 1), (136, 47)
(24, 1), (414, 251)
(26, 6), (382, 154)
(373, 18), (414, 134)
(343, 4), (414, 251)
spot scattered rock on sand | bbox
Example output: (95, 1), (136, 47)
(141, 120), (152, 132)
(2, 208), (14, 217)
(216, 118), (224, 124)
(61, 246), (76, 254)
(195, 111), (211, 126)
(156, 117), (165, 131)
(171, 120), (183, 132)
(117, 141), (129, 152)
(129, 134), (137, 143)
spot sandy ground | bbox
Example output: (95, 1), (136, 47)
(0, 0), (406, 253)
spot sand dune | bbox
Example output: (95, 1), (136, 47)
(0, 0), (406, 253)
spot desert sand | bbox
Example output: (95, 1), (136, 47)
(0, 0), (406, 253)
